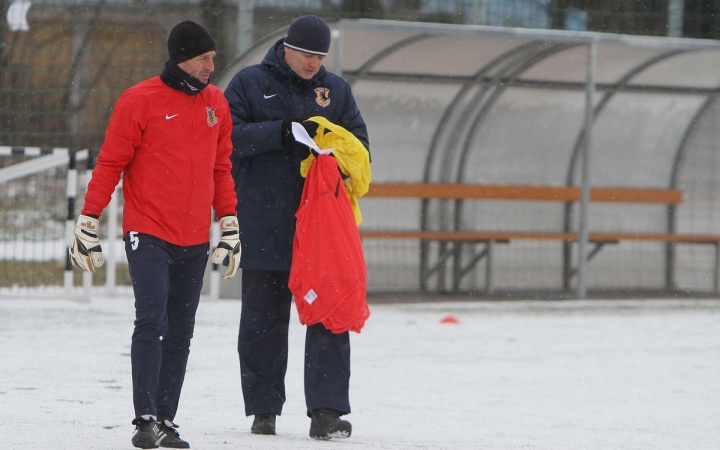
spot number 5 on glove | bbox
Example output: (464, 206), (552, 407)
(211, 216), (241, 279)
(68, 214), (105, 273)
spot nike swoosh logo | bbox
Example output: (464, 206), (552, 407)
(165, 114), (179, 120)
(263, 94), (277, 99)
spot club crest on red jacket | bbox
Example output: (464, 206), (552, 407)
(206, 107), (218, 127)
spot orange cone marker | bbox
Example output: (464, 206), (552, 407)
(440, 315), (460, 324)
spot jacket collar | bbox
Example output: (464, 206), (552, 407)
(160, 61), (208, 95)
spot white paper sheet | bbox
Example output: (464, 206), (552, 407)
(292, 122), (334, 155)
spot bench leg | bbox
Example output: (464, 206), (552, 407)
(562, 241), (572, 290)
(451, 241), (494, 294)
(664, 241), (675, 291)
(423, 242), (456, 293)
(452, 242), (462, 293)
(438, 242), (449, 292)
(486, 240), (494, 294)
(715, 243), (719, 293)
(419, 240), (429, 292)
(568, 242), (611, 280)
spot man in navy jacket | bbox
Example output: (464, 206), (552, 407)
(223, 15), (369, 440)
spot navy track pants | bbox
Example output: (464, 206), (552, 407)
(124, 232), (209, 421)
(238, 269), (351, 417)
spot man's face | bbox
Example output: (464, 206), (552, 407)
(177, 50), (216, 84)
(284, 46), (325, 80)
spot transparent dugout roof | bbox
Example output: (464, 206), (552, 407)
(216, 19), (720, 189)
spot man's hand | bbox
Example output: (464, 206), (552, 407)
(68, 214), (105, 273)
(211, 216), (241, 279)
(281, 117), (318, 146)
(281, 117), (307, 145)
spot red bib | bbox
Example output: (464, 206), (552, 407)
(289, 154), (370, 333)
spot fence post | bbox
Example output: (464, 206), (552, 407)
(80, 149), (96, 302)
(236, 0), (254, 56)
(64, 149), (78, 295)
(105, 170), (120, 296)
(209, 213), (220, 301)
(668, 0), (685, 37)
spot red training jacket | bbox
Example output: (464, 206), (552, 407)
(82, 77), (237, 246)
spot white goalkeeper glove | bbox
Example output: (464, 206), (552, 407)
(211, 215), (241, 279)
(68, 214), (105, 273)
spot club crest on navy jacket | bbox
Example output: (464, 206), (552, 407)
(224, 38), (369, 271)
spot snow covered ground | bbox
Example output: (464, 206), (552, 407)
(1, 292), (718, 450)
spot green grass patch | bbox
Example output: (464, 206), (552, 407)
(0, 261), (132, 287)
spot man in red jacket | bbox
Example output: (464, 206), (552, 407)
(68, 20), (240, 449)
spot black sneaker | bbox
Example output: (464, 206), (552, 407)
(157, 420), (190, 448)
(251, 414), (276, 435)
(131, 417), (160, 449)
(309, 409), (352, 440)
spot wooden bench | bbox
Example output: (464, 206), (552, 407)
(359, 183), (720, 293)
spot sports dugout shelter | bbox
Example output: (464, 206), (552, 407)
(216, 19), (720, 299)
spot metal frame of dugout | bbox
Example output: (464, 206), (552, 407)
(216, 20), (720, 299)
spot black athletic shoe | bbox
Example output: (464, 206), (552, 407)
(251, 414), (276, 435)
(131, 417), (160, 449)
(157, 420), (190, 448)
(309, 409), (352, 440)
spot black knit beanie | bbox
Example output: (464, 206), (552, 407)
(284, 15), (331, 56)
(167, 20), (216, 64)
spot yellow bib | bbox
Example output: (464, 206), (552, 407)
(299, 116), (371, 225)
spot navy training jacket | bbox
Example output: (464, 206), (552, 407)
(224, 38), (369, 271)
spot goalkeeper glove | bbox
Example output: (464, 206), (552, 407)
(68, 214), (105, 273)
(211, 215), (241, 279)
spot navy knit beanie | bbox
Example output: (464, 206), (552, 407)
(284, 15), (331, 56)
(167, 20), (216, 64)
